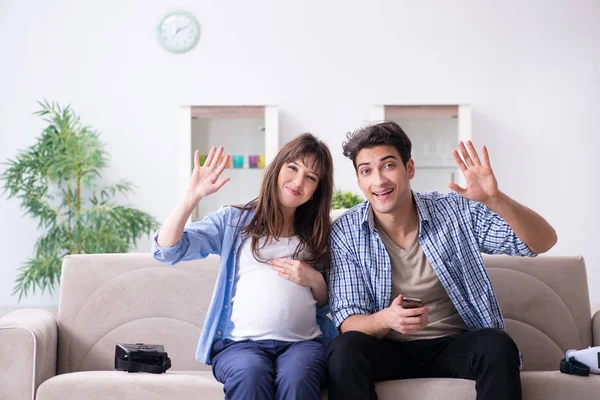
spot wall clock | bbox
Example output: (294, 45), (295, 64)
(157, 11), (200, 53)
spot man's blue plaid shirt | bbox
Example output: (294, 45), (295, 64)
(328, 190), (536, 331)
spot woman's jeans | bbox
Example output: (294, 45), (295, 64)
(210, 337), (328, 400)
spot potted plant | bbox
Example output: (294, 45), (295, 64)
(1, 101), (159, 300)
(331, 189), (364, 220)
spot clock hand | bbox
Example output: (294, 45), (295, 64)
(174, 23), (192, 35)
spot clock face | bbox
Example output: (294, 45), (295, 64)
(157, 11), (200, 53)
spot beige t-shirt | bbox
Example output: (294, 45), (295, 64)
(378, 222), (468, 342)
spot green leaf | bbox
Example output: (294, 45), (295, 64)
(332, 190), (364, 209)
(2, 100), (160, 301)
(12, 256), (62, 301)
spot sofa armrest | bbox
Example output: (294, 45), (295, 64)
(593, 310), (600, 347)
(0, 309), (57, 400)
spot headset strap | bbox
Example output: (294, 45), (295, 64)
(560, 356), (590, 377)
(116, 357), (171, 374)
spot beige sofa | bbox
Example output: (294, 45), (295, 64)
(1, 253), (600, 400)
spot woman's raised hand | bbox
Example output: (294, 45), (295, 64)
(186, 146), (231, 204)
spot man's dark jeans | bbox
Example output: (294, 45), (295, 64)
(327, 328), (521, 400)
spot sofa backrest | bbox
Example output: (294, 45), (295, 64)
(57, 253), (591, 374)
(57, 253), (219, 374)
(484, 255), (591, 371)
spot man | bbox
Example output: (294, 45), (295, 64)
(327, 121), (557, 400)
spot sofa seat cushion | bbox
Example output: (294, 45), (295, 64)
(36, 371), (224, 400)
(371, 372), (600, 400)
(373, 377), (476, 399)
(521, 371), (600, 398)
(35, 370), (600, 400)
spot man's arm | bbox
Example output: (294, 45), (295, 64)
(328, 235), (374, 331)
(342, 312), (390, 338)
(482, 192), (557, 254)
(449, 141), (557, 254)
(341, 295), (429, 339)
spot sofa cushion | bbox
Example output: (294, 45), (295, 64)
(36, 371), (223, 400)
(36, 370), (600, 400)
(329, 372), (600, 400)
(372, 378), (476, 399)
(484, 255), (592, 371)
(32, 371), (476, 400)
(520, 371), (600, 399)
(57, 254), (219, 374)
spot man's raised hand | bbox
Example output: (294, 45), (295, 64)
(449, 141), (500, 203)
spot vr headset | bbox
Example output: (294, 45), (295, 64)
(560, 347), (600, 376)
(114, 343), (171, 374)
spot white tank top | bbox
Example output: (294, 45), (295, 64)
(228, 236), (322, 342)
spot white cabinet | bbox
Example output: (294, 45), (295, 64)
(179, 106), (279, 221)
(369, 105), (471, 193)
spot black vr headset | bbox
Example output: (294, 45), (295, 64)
(114, 343), (171, 374)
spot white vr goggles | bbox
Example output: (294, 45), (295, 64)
(560, 347), (600, 376)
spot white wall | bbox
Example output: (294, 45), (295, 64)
(1, 0), (598, 310)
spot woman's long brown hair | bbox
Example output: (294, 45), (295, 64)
(235, 133), (334, 267)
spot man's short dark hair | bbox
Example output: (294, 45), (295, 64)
(342, 121), (412, 170)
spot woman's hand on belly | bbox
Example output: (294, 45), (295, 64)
(268, 258), (328, 306)
(268, 258), (319, 287)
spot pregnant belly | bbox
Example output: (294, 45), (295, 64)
(229, 270), (319, 339)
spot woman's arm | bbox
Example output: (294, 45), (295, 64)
(308, 271), (328, 306)
(157, 195), (199, 247)
(157, 146), (230, 247)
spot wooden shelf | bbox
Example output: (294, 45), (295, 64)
(191, 106), (265, 119)
(385, 105), (458, 118)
